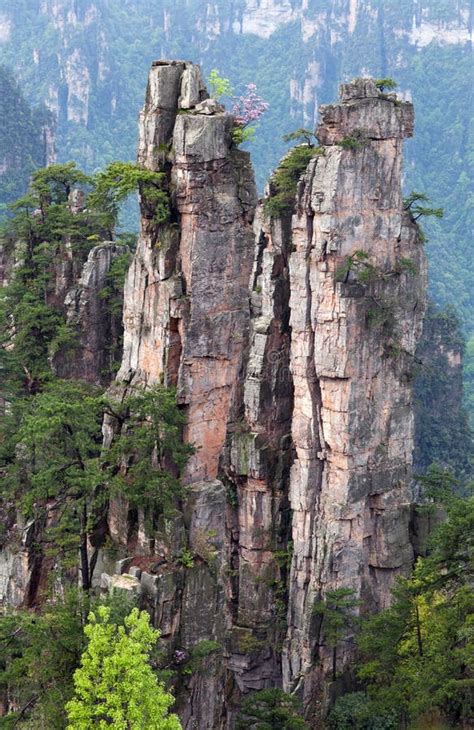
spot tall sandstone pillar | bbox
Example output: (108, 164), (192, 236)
(282, 79), (426, 716)
(109, 68), (426, 726)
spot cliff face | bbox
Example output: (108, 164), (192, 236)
(414, 302), (473, 477)
(283, 80), (426, 715)
(0, 237), (126, 607)
(98, 66), (426, 726)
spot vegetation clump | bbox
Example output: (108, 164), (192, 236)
(337, 128), (369, 151)
(263, 143), (323, 218)
(66, 606), (181, 729)
(236, 688), (308, 729)
(403, 190), (444, 222)
(374, 78), (397, 92)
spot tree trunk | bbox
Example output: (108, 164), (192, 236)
(80, 503), (90, 591)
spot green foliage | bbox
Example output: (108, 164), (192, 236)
(236, 688), (308, 729)
(396, 256), (417, 275)
(0, 379), (105, 589)
(0, 590), (88, 728)
(263, 144), (322, 218)
(98, 249), (132, 364)
(335, 250), (376, 284)
(208, 69), (233, 99)
(337, 129), (369, 150)
(416, 463), (460, 504)
(403, 190), (444, 222)
(0, 66), (51, 212)
(465, 334), (474, 429)
(374, 78), (397, 92)
(282, 128), (318, 147)
(313, 587), (360, 680)
(106, 385), (194, 514)
(356, 491), (474, 727)
(232, 125), (256, 146)
(0, 589), (138, 728)
(89, 161), (169, 235)
(180, 639), (221, 675)
(177, 548), (194, 568)
(413, 303), (473, 478)
(328, 692), (398, 730)
(0, 163), (105, 394)
(0, 381), (193, 589)
(65, 605), (181, 729)
(190, 639), (220, 659)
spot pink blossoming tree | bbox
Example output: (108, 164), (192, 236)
(231, 83), (269, 145)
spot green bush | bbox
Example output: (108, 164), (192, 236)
(263, 144), (323, 218)
(328, 692), (398, 730)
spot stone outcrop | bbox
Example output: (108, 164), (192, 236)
(102, 67), (426, 726)
(0, 238), (127, 608)
(282, 78), (426, 719)
(52, 241), (129, 384)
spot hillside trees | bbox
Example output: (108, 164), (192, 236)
(0, 162), (191, 591)
(0, 381), (192, 591)
(355, 489), (474, 726)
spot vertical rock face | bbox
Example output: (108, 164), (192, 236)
(0, 60), (427, 726)
(52, 242), (129, 385)
(118, 60), (257, 483)
(105, 67), (426, 726)
(283, 79), (426, 716)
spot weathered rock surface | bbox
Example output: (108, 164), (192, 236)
(53, 242), (128, 384)
(0, 61), (427, 728)
(103, 67), (426, 726)
(282, 79), (426, 719)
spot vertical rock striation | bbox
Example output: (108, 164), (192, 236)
(106, 68), (426, 726)
(282, 79), (426, 717)
(118, 60), (256, 483)
(0, 60), (427, 727)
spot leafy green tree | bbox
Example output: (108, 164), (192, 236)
(263, 144), (322, 218)
(65, 606), (181, 729)
(0, 163), (101, 395)
(236, 688), (308, 729)
(89, 161), (169, 237)
(0, 381), (193, 591)
(313, 587), (360, 681)
(0, 590), (87, 728)
(207, 69), (233, 100)
(106, 385), (194, 517)
(0, 379), (105, 590)
(0, 590), (138, 728)
(282, 128), (318, 147)
(357, 492), (474, 727)
(416, 463), (460, 504)
(374, 78), (397, 92)
(327, 692), (398, 730)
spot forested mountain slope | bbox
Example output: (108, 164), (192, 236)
(0, 66), (53, 210)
